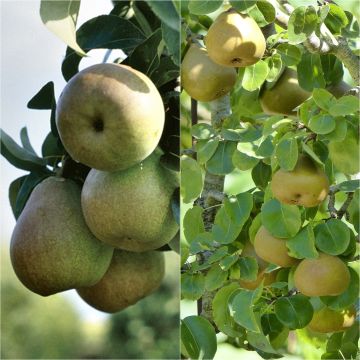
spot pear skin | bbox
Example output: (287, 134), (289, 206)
(254, 226), (298, 268)
(181, 44), (236, 102)
(76, 250), (165, 313)
(81, 149), (179, 252)
(205, 9), (266, 67)
(271, 154), (329, 207)
(56, 63), (164, 172)
(294, 252), (350, 296)
(10, 177), (114, 296)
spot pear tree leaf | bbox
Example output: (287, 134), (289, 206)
(9, 176), (27, 218)
(325, 4), (349, 34)
(222, 123), (262, 142)
(230, 1), (257, 12)
(161, 21), (180, 66)
(40, 0), (85, 56)
(41, 132), (65, 160)
(265, 54), (282, 82)
(314, 219), (350, 255)
(27, 81), (55, 110)
(274, 295), (313, 329)
(220, 254), (239, 271)
(181, 316), (217, 360)
(190, 232), (215, 254)
(337, 180), (360, 192)
(312, 88), (336, 111)
(212, 283), (244, 337)
(233, 150), (259, 171)
(181, 156), (203, 204)
(329, 96), (359, 116)
(242, 60), (269, 92)
(191, 123), (215, 139)
(196, 139), (219, 165)
(276, 44), (302, 66)
(188, 0), (223, 15)
(238, 257), (258, 281)
(322, 117), (347, 142)
(287, 225), (318, 259)
(247, 331), (280, 355)
(205, 264), (228, 291)
(261, 199), (302, 238)
(181, 273), (205, 300)
(207, 247), (229, 264)
(275, 137), (298, 171)
(171, 188), (180, 225)
(301, 142), (323, 166)
(320, 54), (344, 85)
(308, 113), (336, 134)
(146, 0), (179, 31)
(247, 1), (276, 27)
(297, 53), (326, 91)
(20, 127), (37, 155)
(251, 161), (271, 190)
(183, 206), (205, 244)
(288, 6), (318, 44)
(256, 136), (275, 158)
(206, 141), (237, 175)
(151, 56), (179, 88)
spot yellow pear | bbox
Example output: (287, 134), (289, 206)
(254, 226), (298, 268)
(260, 68), (311, 116)
(56, 63), (164, 171)
(181, 43), (236, 102)
(307, 306), (356, 333)
(271, 154), (329, 207)
(205, 9), (266, 67)
(77, 250), (165, 313)
(294, 252), (350, 296)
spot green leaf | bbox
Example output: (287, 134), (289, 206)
(297, 53), (326, 91)
(132, 1), (154, 37)
(183, 206), (205, 244)
(248, 1), (276, 27)
(62, 15), (145, 81)
(191, 123), (215, 139)
(314, 219), (350, 255)
(212, 193), (253, 244)
(188, 0), (222, 15)
(41, 132), (64, 163)
(9, 176), (27, 218)
(337, 180), (360, 192)
(232, 150), (259, 171)
(265, 54), (282, 82)
(308, 113), (336, 134)
(220, 254), (239, 271)
(212, 283), (244, 337)
(247, 332), (280, 355)
(251, 161), (271, 190)
(20, 127), (37, 155)
(230, 1), (256, 12)
(238, 257), (258, 281)
(190, 232), (215, 254)
(206, 141), (236, 175)
(274, 294), (313, 329)
(40, 0), (85, 56)
(147, 0), (179, 31)
(162, 21), (180, 66)
(181, 316), (217, 360)
(312, 88), (336, 111)
(261, 199), (302, 238)
(242, 60), (269, 92)
(205, 264), (228, 291)
(151, 56), (179, 88)
(231, 87), (262, 117)
(222, 123), (262, 142)
(276, 137), (298, 171)
(276, 44), (302, 66)
(322, 117), (347, 142)
(181, 156), (203, 203)
(301, 142), (323, 166)
(27, 81), (55, 110)
(160, 152), (179, 172)
(329, 96), (359, 116)
(0, 129), (48, 172)
(230, 288), (262, 332)
(288, 6), (318, 44)
(321, 268), (359, 310)
(287, 225), (318, 259)
(207, 247), (229, 264)
(181, 273), (205, 300)
(171, 188), (180, 225)
(320, 54), (344, 85)
(196, 139), (219, 165)
(325, 4), (349, 34)
(127, 28), (163, 75)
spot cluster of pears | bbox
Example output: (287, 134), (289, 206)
(10, 63), (179, 313)
(181, 8), (266, 102)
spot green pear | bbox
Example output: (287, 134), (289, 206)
(56, 63), (164, 172)
(271, 154), (329, 207)
(81, 149), (179, 252)
(294, 252), (350, 296)
(181, 43), (236, 102)
(260, 68), (311, 116)
(205, 8), (266, 67)
(10, 177), (114, 296)
(76, 249), (165, 313)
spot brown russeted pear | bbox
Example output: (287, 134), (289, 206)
(271, 154), (329, 207)
(294, 252), (350, 296)
(254, 226), (298, 268)
(181, 43), (237, 102)
(307, 306), (356, 333)
(10, 177), (114, 296)
(76, 249), (165, 313)
(81, 149), (179, 252)
(56, 63), (164, 172)
(205, 8), (266, 67)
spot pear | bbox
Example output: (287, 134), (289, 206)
(10, 177), (114, 296)
(76, 249), (165, 313)
(205, 9), (266, 67)
(294, 252), (350, 296)
(307, 306), (356, 333)
(56, 63), (164, 172)
(254, 226), (298, 267)
(181, 43), (237, 102)
(241, 240), (268, 271)
(260, 68), (311, 116)
(81, 149), (179, 252)
(271, 154), (329, 207)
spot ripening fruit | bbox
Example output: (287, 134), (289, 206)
(307, 306), (356, 333)
(271, 154), (329, 207)
(205, 9), (266, 67)
(254, 226), (298, 267)
(181, 43), (237, 102)
(294, 252), (350, 296)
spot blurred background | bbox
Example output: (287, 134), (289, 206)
(0, 1), (179, 358)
